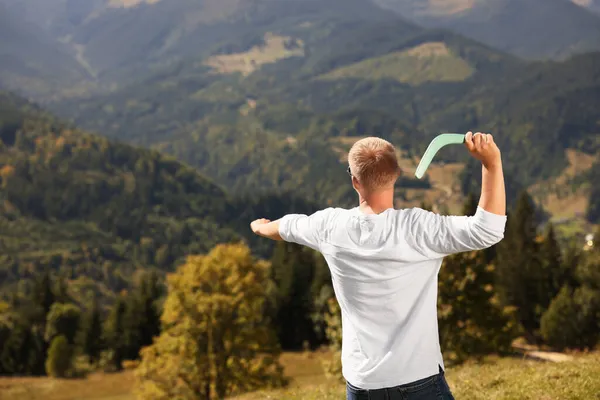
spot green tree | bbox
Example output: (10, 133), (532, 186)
(122, 294), (144, 361)
(104, 296), (126, 370)
(310, 253), (334, 345)
(134, 243), (285, 400)
(30, 270), (55, 322)
(0, 315), (45, 375)
(438, 250), (519, 364)
(121, 271), (163, 361)
(270, 242), (320, 349)
(45, 335), (72, 378)
(80, 299), (103, 364)
(45, 303), (81, 345)
(540, 239), (600, 350)
(540, 286), (600, 350)
(496, 191), (543, 338)
(586, 161), (600, 223)
(540, 223), (564, 306)
(137, 271), (163, 351)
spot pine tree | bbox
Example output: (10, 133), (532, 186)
(438, 250), (519, 364)
(122, 294), (143, 361)
(540, 223), (564, 307)
(137, 271), (163, 349)
(0, 316), (45, 375)
(80, 299), (103, 364)
(121, 271), (163, 361)
(270, 242), (318, 349)
(31, 270), (55, 322)
(309, 252), (333, 344)
(496, 191), (543, 338)
(586, 161), (600, 223)
(134, 244), (285, 400)
(562, 241), (583, 289)
(104, 296), (126, 370)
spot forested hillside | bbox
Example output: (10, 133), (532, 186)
(1, 0), (599, 219)
(0, 0), (598, 393)
(0, 91), (317, 303)
(51, 30), (600, 216)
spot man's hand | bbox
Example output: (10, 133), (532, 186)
(465, 131), (501, 169)
(250, 218), (283, 241)
(250, 218), (271, 234)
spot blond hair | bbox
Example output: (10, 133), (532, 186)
(348, 137), (400, 191)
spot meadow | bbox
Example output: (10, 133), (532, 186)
(1, 351), (598, 400)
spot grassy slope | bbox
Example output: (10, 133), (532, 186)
(1, 352), (598, 400)
(319, 42), (474, 85)
(204, 33), (305, 77)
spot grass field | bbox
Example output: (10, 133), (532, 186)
(204, 33), (305, 76)
(318, 42), (474, 85)
(1, 351), (599, 400)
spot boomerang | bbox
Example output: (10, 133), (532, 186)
(415, 133), (466, 179)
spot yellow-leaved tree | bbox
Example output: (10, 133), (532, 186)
(134, 243), (286, 400)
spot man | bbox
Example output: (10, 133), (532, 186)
(250, 132), (506, 399)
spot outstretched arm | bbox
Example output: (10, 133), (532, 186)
(250, 219), (283, 241)
(250, 209), (332, 250)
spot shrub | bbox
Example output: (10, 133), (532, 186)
(45, 335), (72, 378)
(541, 286), (600, 350)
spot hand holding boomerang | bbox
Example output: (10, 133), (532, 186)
(415, 132), (500, 179)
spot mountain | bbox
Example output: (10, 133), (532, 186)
(50, 44), (600, 221)
(0, 0), (400, 84)
(0, 4), (90, 98)
(0, 0), (106, 36)
(374, 0), (600, 60)
(49, 9), (515, 207)
(0, 90), (317, 302)
(1, 0), (598, 225)
(572, 0), (600, 13)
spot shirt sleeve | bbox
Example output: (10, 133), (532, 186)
(406, 207), (507, 259)
(278, 208), (333, 251)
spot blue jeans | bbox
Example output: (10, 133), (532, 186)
(346, 366), (455, 400)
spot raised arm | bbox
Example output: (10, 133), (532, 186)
(407, 132), (507, 259)
(465, 131), (505, 216)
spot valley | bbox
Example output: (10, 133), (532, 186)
(1, 0), (598, 231)
(0, 1), (599, 397)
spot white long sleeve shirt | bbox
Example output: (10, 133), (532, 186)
(279, 206), (506, 389)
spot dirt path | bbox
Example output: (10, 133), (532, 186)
(524, 351), (574, 363)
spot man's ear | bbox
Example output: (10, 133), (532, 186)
(352, 176), (360, 191)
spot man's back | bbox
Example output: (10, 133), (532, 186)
(251, 132), (506, 398)
(278, 206), (506, 389)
